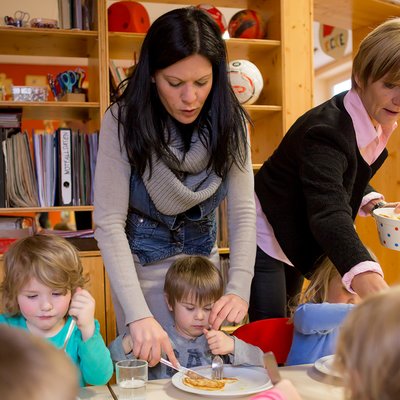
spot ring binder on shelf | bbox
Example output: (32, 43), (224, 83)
(56, 128), (73, 206)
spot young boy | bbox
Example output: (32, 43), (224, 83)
(109, 255), (264, 379)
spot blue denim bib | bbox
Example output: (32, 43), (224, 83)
(126, 171), (227, 265)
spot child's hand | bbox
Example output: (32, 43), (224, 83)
(203, 328), (234, 355)
(251, 379), (302, 400)
(69, 287), (95, 341)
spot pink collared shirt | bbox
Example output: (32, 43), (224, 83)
(257, 90), (397, 291)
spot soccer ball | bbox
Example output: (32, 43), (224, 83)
(228, 59), (264, 105)
(197, 4), (227, 34)
(228, 9), (267, 39)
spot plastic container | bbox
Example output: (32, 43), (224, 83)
(373, 207), (400, 251)
(30, 18), (58, 29)
(12, 86), (48, 102)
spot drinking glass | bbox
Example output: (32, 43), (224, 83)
(116, 359), (148, 400)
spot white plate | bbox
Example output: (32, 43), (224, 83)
(171, 365), (272, 397)
(314, 355), (342, 378)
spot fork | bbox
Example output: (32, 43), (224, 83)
(211, 355), (224, 380)
(62, 318), (76, 351)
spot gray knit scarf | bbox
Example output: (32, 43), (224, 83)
(142, 124), (222, 216)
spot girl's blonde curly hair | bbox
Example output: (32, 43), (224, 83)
(0, 234), (88, 315)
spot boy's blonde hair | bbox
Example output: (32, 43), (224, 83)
(164, 256), (224, 307)
(352, 17), (400, 90)
(0, 325), (79, 400)
(334, 286), (400, 400)
(0, 235), (87, 315)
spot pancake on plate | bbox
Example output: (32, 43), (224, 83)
(182, 376), (239, 391)
(183, 377), (225, 391)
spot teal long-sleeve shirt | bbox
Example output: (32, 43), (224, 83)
(0, 314), (113, 386)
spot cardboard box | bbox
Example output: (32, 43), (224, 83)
(60, 93), (86, 102)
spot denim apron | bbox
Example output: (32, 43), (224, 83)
(126, 171), (228, 265)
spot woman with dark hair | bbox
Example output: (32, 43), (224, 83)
(94, 7), (256, 367)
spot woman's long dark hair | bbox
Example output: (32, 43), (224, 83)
(112, 7), (251, 178)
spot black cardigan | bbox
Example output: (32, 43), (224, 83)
(255, 92), (387, 277)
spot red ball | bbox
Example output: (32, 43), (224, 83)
(108, 1), (150, 33)
(197, 4), (227, 34)
(228, 9), (267, 39)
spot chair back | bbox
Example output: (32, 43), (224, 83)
(232, 317), (294, 365)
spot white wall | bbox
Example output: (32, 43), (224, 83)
(0, 0), (59, 23)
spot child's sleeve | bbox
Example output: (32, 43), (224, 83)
(77, 320), (114, 385)
(109, 333), (134, 363)
(230, 336), (264, 367)
(293, 303), (354, 334)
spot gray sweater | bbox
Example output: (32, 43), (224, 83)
(94, 106), (256, 324)
(109, 324), (264, 380)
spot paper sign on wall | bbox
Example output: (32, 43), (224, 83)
(319, 24), (349, 60)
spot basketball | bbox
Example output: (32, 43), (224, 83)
(197, 4), (227, 34)
(228, 9), (267, 39)
(228, 59), (264, 105)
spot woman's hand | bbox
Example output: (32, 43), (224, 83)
(128, 317), (178, 367)
(367, 200), (400, 214)
(203, 328), (234, 355)
(351, 271), (389, 298)
(68, 287), (96, 341)
(208, 294), (248, 330)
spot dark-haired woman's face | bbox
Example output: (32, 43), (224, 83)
(153, 54), (213, 124)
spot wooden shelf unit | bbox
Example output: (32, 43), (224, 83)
(0, 0), (314, 344)
(106, 0), (313, 164)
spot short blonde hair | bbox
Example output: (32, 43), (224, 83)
(334, 286), (400, 400)
(0, 325), (79, 400)
(164, 256), (224, 307)
(0, 235), (87, 315)
(352, 17), (400, 90)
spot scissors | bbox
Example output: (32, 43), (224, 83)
(59, 70), (78, 93)
(74, 67), (86, 92)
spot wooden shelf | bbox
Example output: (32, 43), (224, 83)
(0, 27), (99, 58)
(314, 0), (400, 30)
(0, 206), (94, 213)
(0, 249), (101, 261)
(218, 247), (230, 255)
(0, 100), (99, 120)
(108, 32), (280, 60)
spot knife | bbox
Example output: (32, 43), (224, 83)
(263, 351), (282, 384)
(160, 357), (210, 380)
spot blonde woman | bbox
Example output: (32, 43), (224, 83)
(249, 17), (400, 322)
(285, 255), (361, 366)
(0, 235), (113, 386)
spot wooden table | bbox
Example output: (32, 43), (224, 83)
(78, 364), (344, 400)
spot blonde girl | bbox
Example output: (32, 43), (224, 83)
(285, 255), (360, 365)
(0, 234), (113, 386)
